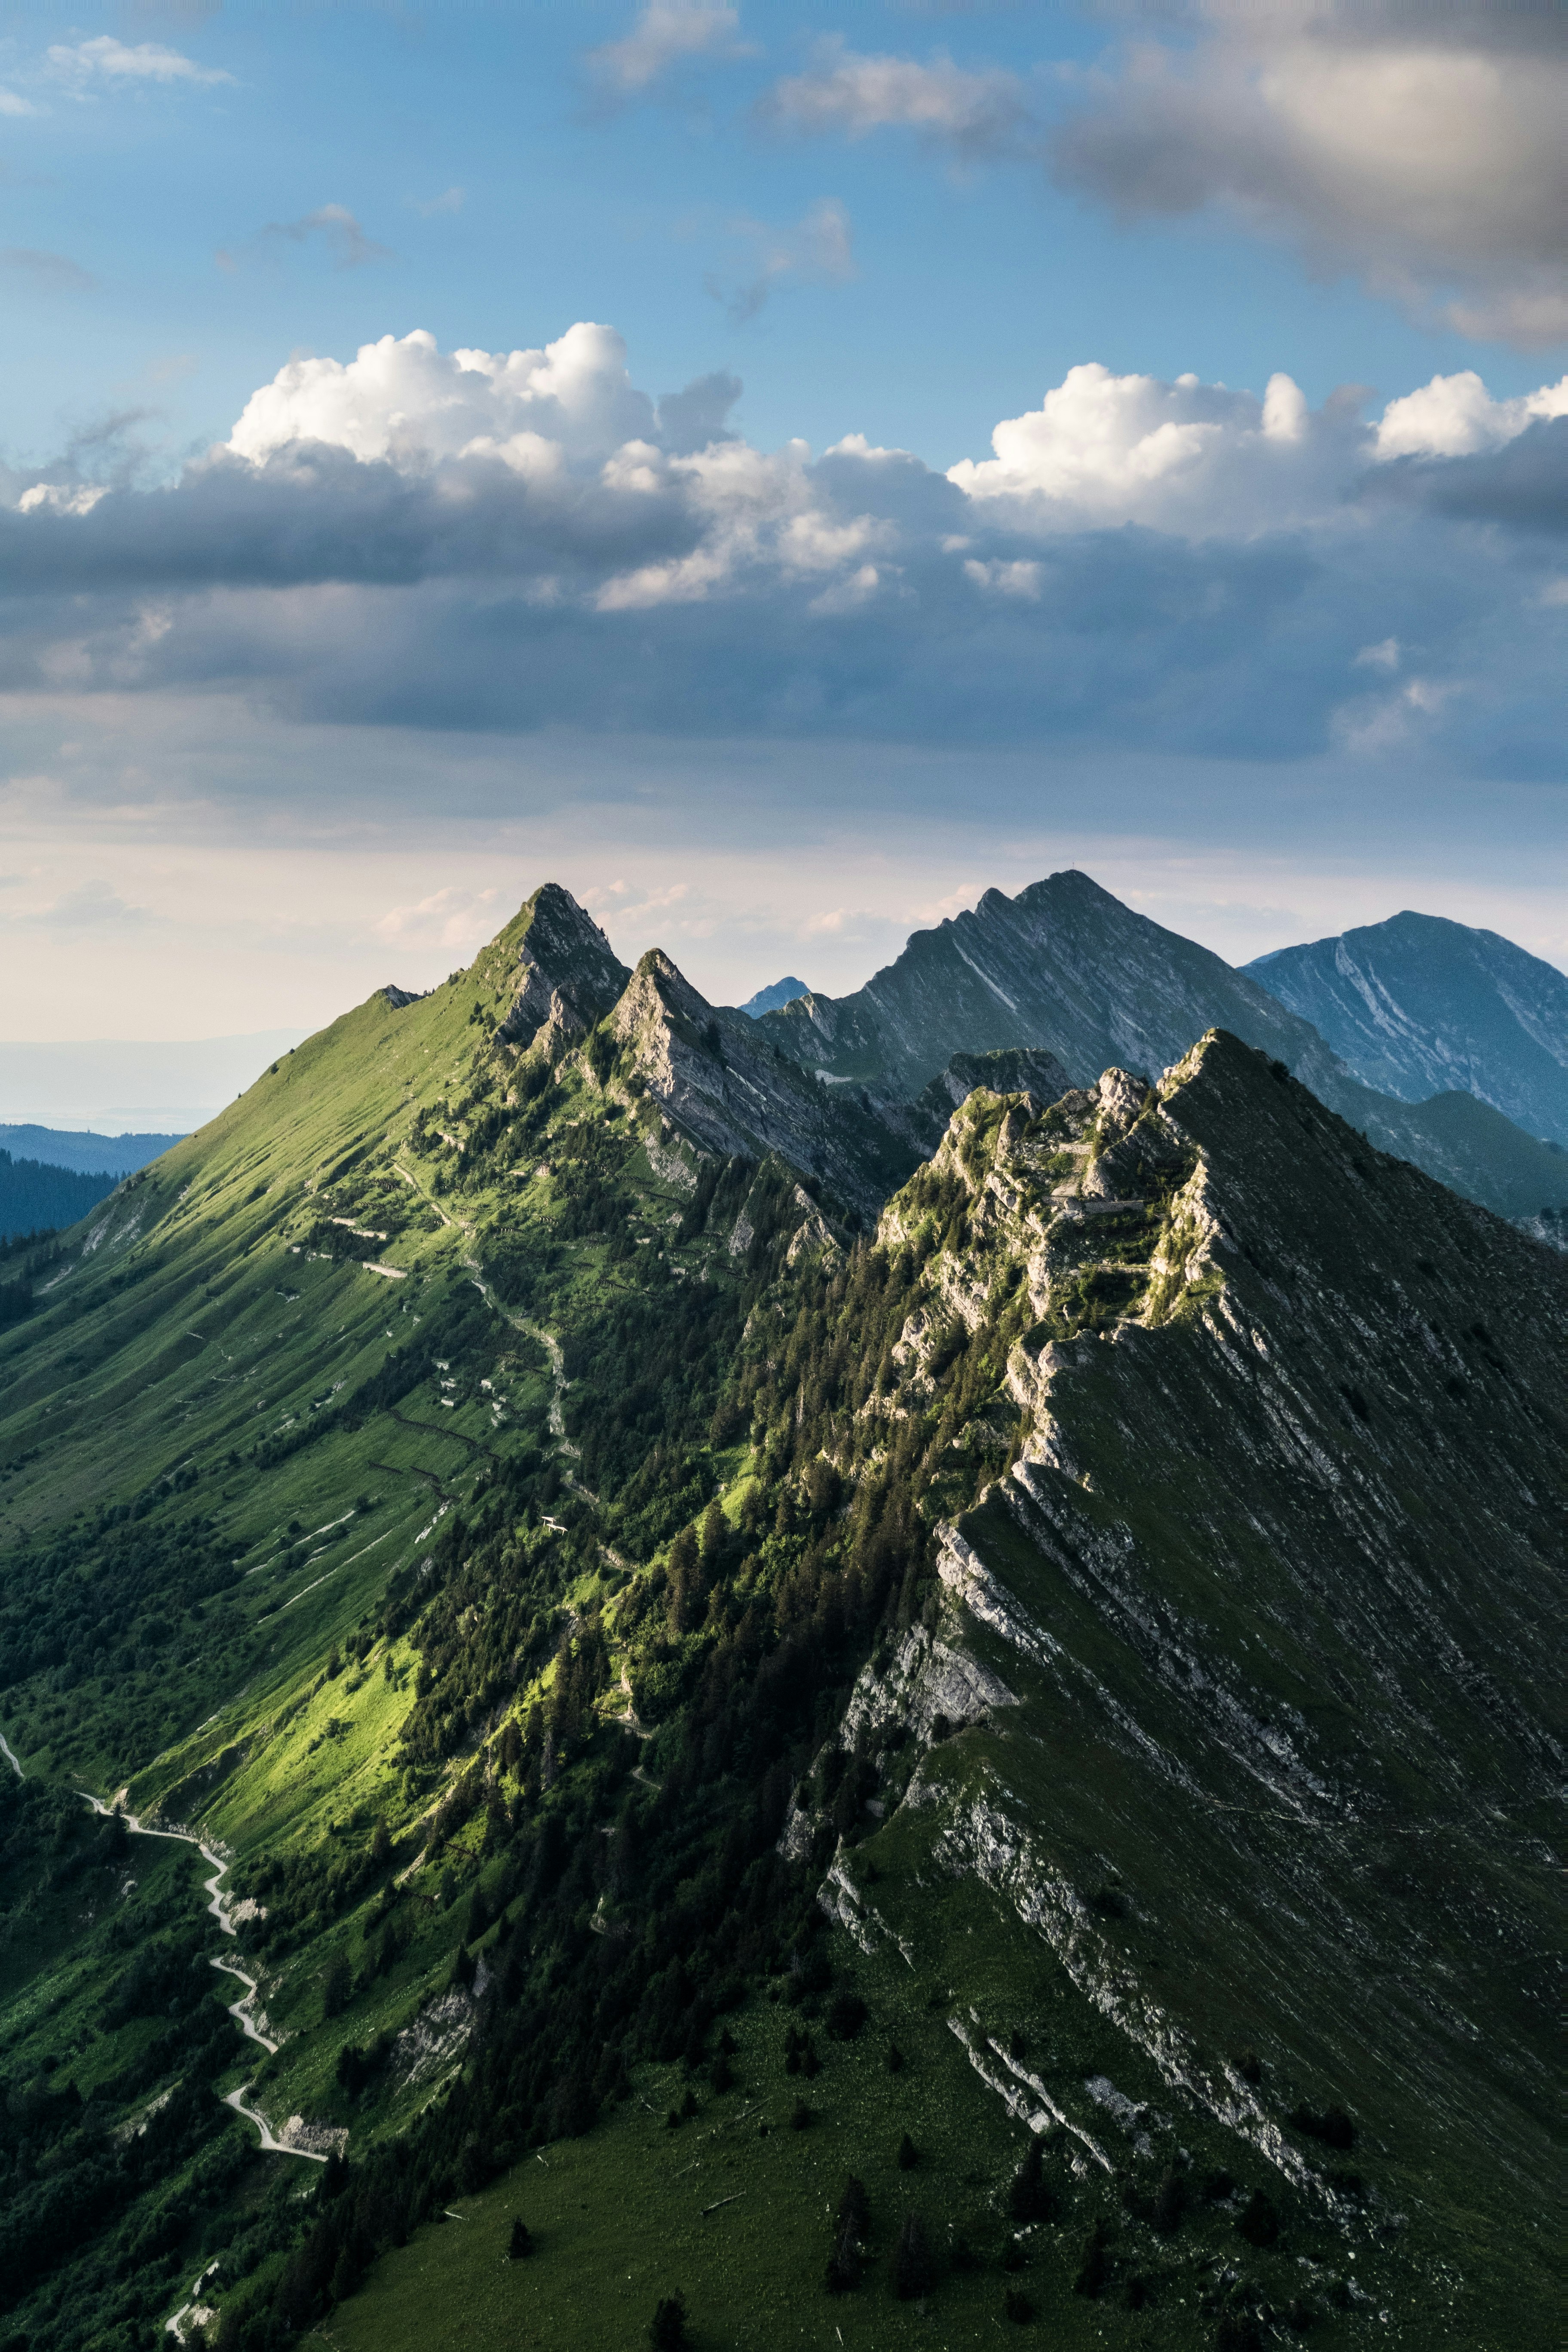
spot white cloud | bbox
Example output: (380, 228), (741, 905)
(1052, 5), (1568, 349)
(413, 187), (466, 218)
(226, 323), (657, 468)
(1354, 637), (1401, 672)
(1374, 370), (1568, 461)
(765, 38), (1030, 159)
(946, 362), (1356, 535)
(47, 36), (233, 90)
(588, 2), (748, 96)
(0, 86), (38, 116)
(18, 483), (107, 517)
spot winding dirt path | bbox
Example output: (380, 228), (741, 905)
(73, 1791), (333, 2165)
(222, 2083), (327, 2163)
(393, 1159), (594, 1493)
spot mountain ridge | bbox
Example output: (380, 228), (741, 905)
(756, 869), (1568, 1231)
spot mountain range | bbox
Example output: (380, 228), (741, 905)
(753, 871), (1567, 1235)
(0, 875), (1559, 2352)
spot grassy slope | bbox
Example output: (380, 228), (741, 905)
(0, 931), (736, 2342)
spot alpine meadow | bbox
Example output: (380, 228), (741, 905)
(0, 879), (1561, 2352)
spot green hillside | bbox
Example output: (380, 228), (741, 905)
(0, 888), (1560, 2352)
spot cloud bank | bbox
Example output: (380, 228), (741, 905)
(3, 325), (1566, 784)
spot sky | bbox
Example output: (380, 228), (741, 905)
(1, 0), (1565, 1057)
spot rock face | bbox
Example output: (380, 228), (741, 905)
(1247, 909), (1568, 1145)
(814, 1030), (1565, 2282)
(497, 882), (630, 1060)
(757, 867), (1568, 1229)
(608, 949), (916, 1220)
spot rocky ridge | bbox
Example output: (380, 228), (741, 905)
(757, 868), (1568, 1229)
(790, 1031), (1563, 2280)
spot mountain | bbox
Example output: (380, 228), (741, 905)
(756, 868), (1568, 1230)
(1245, 910), (1568, 1145)
(738, 976), (810, 1019)
(0, 1124), (185, 1177)
(0, 882), (1559, 2352)
(0, 1146), (119, 1246)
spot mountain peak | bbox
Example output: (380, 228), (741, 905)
(1246, 909), (1568, 1143)
(496, 882), (630, 1058)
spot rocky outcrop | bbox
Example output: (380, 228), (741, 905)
(608, 948), (916, 1221)
(498, 883), (631, 1061)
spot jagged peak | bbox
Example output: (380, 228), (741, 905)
(492, 880), (630, 1057)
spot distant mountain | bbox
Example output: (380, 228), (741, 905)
(738, 975), (810, 1018)
(0, 1124), (183, 1177)
(0, 1148), (117, 1244)
(1246, 911), (1568, 1145)
(756, 869), (1568, 1229)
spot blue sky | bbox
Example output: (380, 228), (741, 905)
(0, 1), (1565, 1039)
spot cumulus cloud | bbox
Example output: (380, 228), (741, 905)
(763, 38), (1033, 162)
(225, 323), (660, 467)
(2, 328), (1567, 784)
(1051, 3), (1568, 348)
(47, 36), (233, 90)
(704, 197), (856, 324)
(587, 2), (749, 97)
(1375, 370), (1568, 460)
(0, 86), (38, 116)
(947, 362), (1368, 536)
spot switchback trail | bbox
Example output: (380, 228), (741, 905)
(74, 1792), (330, 2167)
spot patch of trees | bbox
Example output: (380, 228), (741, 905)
(0, 1148), (116, 1246)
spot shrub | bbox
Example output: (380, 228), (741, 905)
(1201, 2168), (1236, 2202)
(1073, 2220), (1109, 2298)
(1152, 2169), (1188, 2233)
(320, 1954), (353, 2021)
(826, 1991), (867, 2041)
(648, 2291), (688, 2350)
(1009, 2135), (1053, 2224)
(1290, 2102), (1356, 2150)
(891, 2214), (936, 2300)
(1235, 2190), (1280, 2248)
(508, 2217), (532, 2259)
